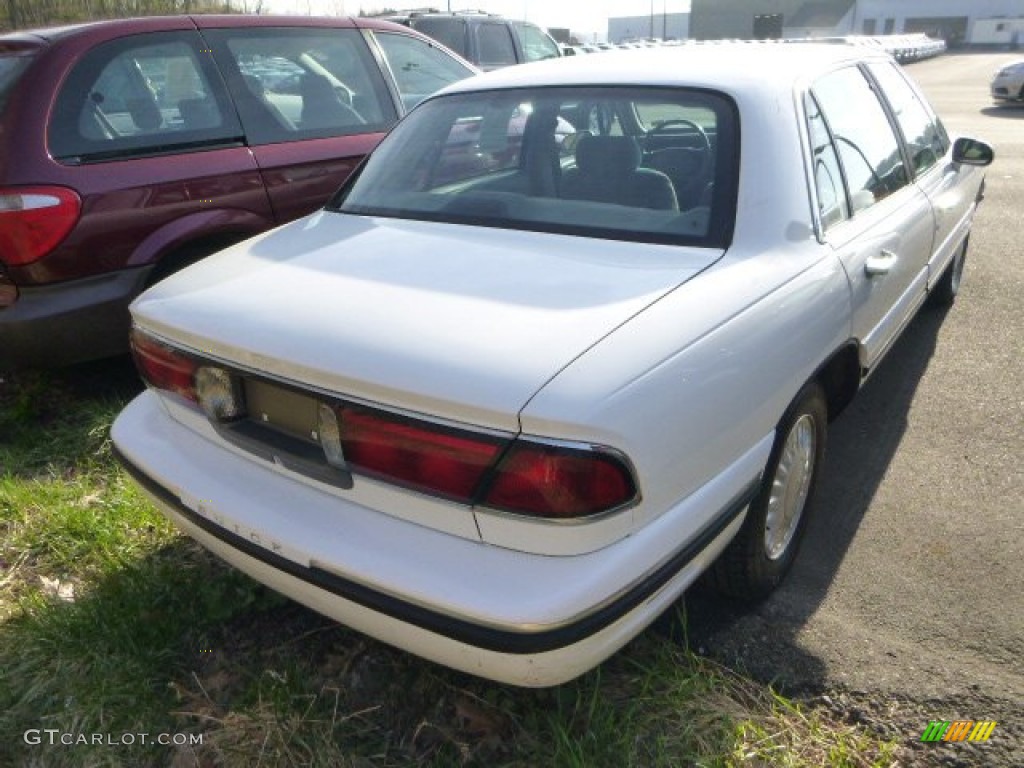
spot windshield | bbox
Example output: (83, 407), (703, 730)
(332, 86), (737, 247)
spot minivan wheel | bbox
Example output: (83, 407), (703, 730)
(710, 382), (827, 600)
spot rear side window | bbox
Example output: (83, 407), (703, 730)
(810, 65), (908, 215)
(866, 61), (949, 175)
(805, 92), (850, 230)
(204, 27), (394, 145)
(372, 32), (473, 112)
(50, 31), (241, 163)
(0, 55), (33, 113)
(475, 23), (517, 68)
(410, 18), (468, 59)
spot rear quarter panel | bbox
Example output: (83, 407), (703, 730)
(520, 79), (853, 534)
(520, 240), (851, 534)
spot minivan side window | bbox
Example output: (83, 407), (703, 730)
(204, 27), (395, 145)
(811, 66), (908, 214)
(866, 60), (949, 176)
(372, 32), (472, 111)
(50, 31), (241, 163)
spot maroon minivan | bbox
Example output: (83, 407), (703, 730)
(0, 15), (474, 368)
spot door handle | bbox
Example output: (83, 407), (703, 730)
(865, 250), (898, 276)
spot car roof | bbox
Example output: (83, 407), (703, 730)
(439, 41), (890, 96)
(0, 14), (412, 44)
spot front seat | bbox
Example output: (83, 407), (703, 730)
(299, 73), (363, 131)
(561, 135), (677, 210)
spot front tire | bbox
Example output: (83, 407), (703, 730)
(710, 382), (828, 600)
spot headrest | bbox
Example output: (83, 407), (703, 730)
(575, 135), (641, 175)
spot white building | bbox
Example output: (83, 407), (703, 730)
(851, 0), (1024, 45)
(682, 1), (1024, 45)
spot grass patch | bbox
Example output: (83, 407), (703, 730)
(1, 362), (900, 767)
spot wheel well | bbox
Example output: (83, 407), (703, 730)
(145, 234), (247, 288)
(815, 344), (861, 422)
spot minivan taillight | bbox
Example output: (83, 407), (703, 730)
(130, 328), (199, 404)
(0, 186), (81, 267)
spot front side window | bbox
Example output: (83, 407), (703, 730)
(372, 32), (474, 112)
(204, 27), (393, 145)
(811, 66), (907, 214)
(867, 60), (948, 175)
(332, 86), (737, 247)
(50, 32), (240, 163)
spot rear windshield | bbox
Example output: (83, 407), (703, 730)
(332, 86), (738, 247)
(0, 55), (33, 113)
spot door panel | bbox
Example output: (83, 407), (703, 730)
(808, 66), (936, 371)
(828, 186), (935, 367)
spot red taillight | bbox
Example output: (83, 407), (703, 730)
(0, 186), (81, 267)
(339, 404), (505, 500)
(336, 402), (636, 518)
(482, 442), (636, 519)
(130, 328), (199, 404)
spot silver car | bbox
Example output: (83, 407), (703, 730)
(991, 59), (1024, 103)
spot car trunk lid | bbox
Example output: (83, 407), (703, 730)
(132, 211), (722, 430)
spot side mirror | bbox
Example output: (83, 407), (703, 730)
(952, 137), (994, 167)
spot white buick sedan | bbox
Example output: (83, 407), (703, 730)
(112, 44), (992, 686)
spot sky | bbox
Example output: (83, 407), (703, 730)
(258, 1), (693, 41)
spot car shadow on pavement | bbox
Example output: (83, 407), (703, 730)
(981, 106), (1024, 118)
(676, 303), (951, 693)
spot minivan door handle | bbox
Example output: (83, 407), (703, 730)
(865, 250), (898, 276)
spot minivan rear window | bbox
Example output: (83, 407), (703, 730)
(0, 55), (33, 113)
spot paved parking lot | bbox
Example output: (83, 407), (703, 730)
(687, 52), (1023, 767)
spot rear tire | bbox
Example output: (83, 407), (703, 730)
(710, 382), (827, 600)
(928, 236), (968, 307)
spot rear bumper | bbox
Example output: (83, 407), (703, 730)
(0, 267), (150, 369)
(112, 391), (761, 686)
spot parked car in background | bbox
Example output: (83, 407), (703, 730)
(113, 43), (991, 687)
(0, 15), (474, 369)
(385, 11), (560, 70)
(991, 59), (1024, 103)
